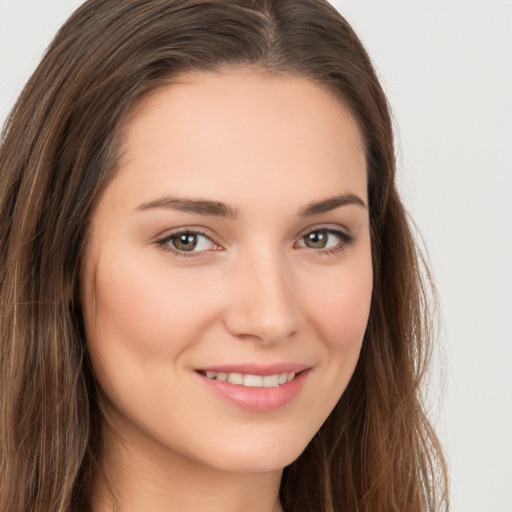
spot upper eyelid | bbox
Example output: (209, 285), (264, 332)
(156, 226), (218, 243)
(156, 223), (350, 238)
(295, 223), (352, 240)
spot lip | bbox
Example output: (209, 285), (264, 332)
(194, 363), (311, 412)
(197, 362), (310, 376)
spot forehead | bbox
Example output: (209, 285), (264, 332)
(113, 70), (367, 211)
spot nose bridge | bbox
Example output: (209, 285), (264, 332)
(224, 245), (298, 344)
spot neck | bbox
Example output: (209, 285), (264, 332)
(90, 418), (284, 512)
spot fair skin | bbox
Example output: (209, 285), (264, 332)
(82, 70), (372, 512)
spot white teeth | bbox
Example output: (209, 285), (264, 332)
(227, 373), (244, 385)
(243, 374), (263, 387)
(203, 370), (297, 387)
(262, 374), (279, 387)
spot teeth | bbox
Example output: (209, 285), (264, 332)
(244, 374), (263, 387)
(278, 372), (288, 384)
(262, 374), (279, 387)
(227, 373), (243, 385)
(202, 370), (297, 387)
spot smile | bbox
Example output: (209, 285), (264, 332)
(195, 365), (310, 412)
(199, 370), (296, 387)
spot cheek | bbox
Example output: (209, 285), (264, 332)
(305, 253), (373, 355)
(292, 253), (372, 441)
(86, 253), (212, 353)
(82, 252), (221, 401)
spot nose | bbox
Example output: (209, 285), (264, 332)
(222, 249), (299, 345)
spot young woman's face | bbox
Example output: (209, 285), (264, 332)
(82, 71), (372, 475)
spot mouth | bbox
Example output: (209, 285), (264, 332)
(194, 364), (311, 411)
(196, 369), (299, 388)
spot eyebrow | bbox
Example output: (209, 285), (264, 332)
(134, 193), (367, 218)
(299, 193), (367, 216)
(135, 197), (239, 218)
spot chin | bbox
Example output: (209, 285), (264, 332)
(210, 451), (300, 475)
(196, 428), (312, 475)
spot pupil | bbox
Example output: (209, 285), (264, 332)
(307, 231), (327, 248)
(173, 233), (197, 251)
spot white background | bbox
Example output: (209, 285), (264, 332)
(1, 1), (511, 511)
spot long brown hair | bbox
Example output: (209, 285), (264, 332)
(0, 1), (449, 510)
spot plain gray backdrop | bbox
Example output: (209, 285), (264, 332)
(1, 1), (511, 511)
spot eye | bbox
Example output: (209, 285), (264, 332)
(157, 230), (220, 254)
(296, 228), (354, 252)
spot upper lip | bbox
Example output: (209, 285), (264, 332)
(195, 363), (311, 376)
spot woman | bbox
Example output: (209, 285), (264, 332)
(0, 0), (449, 511)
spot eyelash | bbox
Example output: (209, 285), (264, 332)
(155, 228), (219, 258)
(296, 227), (355, 256)
(155, 226), (355, 258)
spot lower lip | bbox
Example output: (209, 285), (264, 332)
(196, 370), (310, 412)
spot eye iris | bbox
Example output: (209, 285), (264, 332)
(172, 233), (197, 251)
(305, 231), (328, 249)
